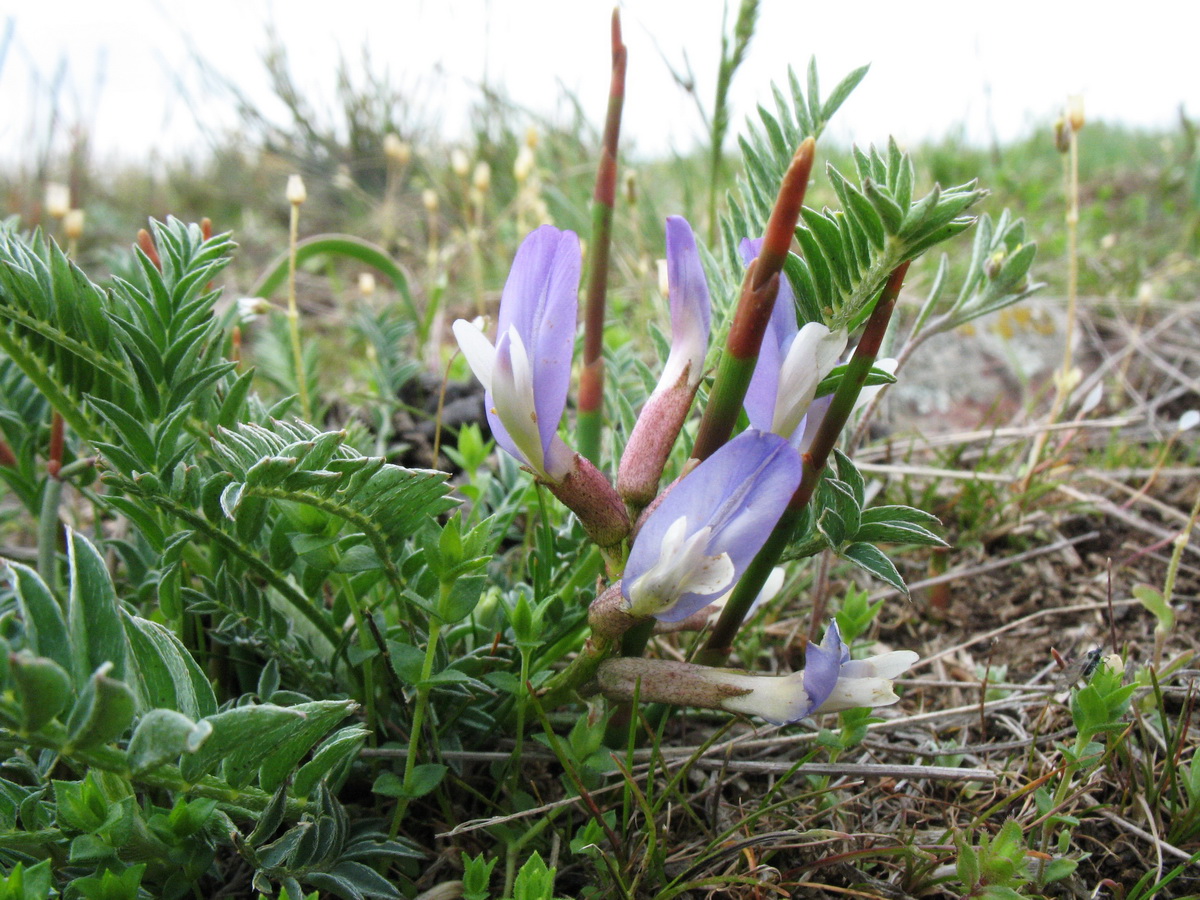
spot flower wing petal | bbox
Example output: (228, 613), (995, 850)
(624, 430), (800, 622)
(452, 319), (497, 391)
(497, 226), (580, 460)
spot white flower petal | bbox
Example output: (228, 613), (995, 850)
(491, 327), (545, 475)
(627, 518), (735, 617)
(708, 566), (786, 622)
(838, 650), (919, 681)
(452, 319), (497, 391)
(772, 324), (847, 438)
(817, 676), (900, 712)
(720, 670), (812, 725)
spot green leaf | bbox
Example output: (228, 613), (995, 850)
(374, 764), (447, 800)
(69, 862), (145, 900)
(293, 727), (369, 798)
(860, 505), (941, 528)
(955, 833), (980, 886)
(0, 859), (53, 899)
(513, 851), (556, 900)
(842, 543), (907, 594)
(9, 651), (73, 732)
(853, 521), (947, 548)
(258, 700), (357, 792)
(440, 574), (487, 623)
(821, 64), (870, 123)
(251, 234), (418, 328)
(314, 861), (402, 900)
(90, 397), (155, 469)
(832, 450), (865, 508)
(122, 614), (217, 718)
(65, 662), (137, 750)
(3, 560), (71, 673)
(66, 528), (128, 686)
(179, 705), (307, 783)
(127, 709), (203, 775)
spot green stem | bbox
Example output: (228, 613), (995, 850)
(576, 10), (627, 465)
(339, 574), (378, 746)
(602, 619), (656, 747)
(391, 595), (446, 833)
(537, 634), (617, 710)
(696, 262), (909, 666)
(510, 642), (532, 793)
(690, 138), (815, 462)
(706, 0), (760, 246)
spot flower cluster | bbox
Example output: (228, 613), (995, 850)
(454, 220), (917, 727)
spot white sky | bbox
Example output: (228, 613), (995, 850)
(2, 0), (1196, 166)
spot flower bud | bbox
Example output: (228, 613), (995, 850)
(422, 188), (440, 212)
(383, 133), (411, 165)
(524, 126), (540, 149)
(514, 145), (535, 183)
(1054, 117), (1070, 154)
(358, 272), (377, 297)
(63, 209), (85, 241)
(237, 296), (273, 321)
(545, 451), (630, 549)
(1067, 95), (1085, 132)
(618, 217), (711, 508)
(286, 174), (307, 205)
(45, 183), (70, 219)
(451, 149), (471, 177)
(472, 161), (491, 194)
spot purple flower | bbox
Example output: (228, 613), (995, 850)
(596, 621), (919, 725)
(739, 238), (846, 446)
(622, 429), (801, 622)
(453, 226), (580, 482)
(656, 216), (711, 395)
(618, 216), (711, 506)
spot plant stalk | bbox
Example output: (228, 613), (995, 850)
(696, 262), (909, 665)
(577, 10), (627, 466)
(690, 137), (815, 462)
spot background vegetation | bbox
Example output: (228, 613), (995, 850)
(0, 8), (1198, 898)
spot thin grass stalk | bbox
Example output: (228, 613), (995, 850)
(696, 262), (909, 666)
(576, 10), (627, 466)
(690, 137), (815, 462)
(706, 0), (760, 246)
(285, 182), (312, 420)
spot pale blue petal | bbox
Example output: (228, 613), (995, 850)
(624, 430), (801, 622)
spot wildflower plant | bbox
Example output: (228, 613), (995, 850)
(0, 39), (1046, 898)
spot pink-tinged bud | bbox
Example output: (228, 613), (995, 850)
(597, 657), (755, 712)
(545, 449), (630, 549)
(617, 365), (696, 508)
(617, 216), (710, 507)
(587, 581), (642, 639)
